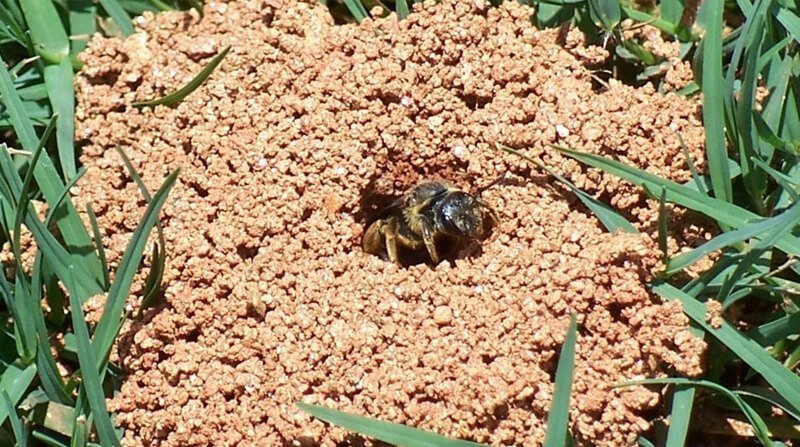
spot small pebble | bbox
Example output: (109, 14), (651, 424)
(433, 306), (453, 325)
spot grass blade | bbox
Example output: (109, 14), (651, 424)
(138, 240), (165, 315)
(30, 253), (72, 404)
(17, 83), (48, 101)
(43, 167), (87, 225)
(5, 116), (57, 362)
(754, 112), (800, 154)
(19, 0), (70, 63)
(543, 314), (578, 447)
(617, 378), (772, 445)
(762, 53), (792, 132)
(665, 381), (696, 446)
(1, 0), (25, 35)
(0, 148), (102, 300)
(678, 133), (709, 194)
(660, 0), (683, 25)
(396, 0), (409, 20)
(68, 0), (96, 55)
(1, 389), (26, 446)
(32, 428), (72, 446)
(622, 7), (696, 40)
(0, 3), (27, 45)
(746, 312), (800, 348)
(652, 281), (800, 416)
(97, 0), (134, 36)
(737, 387), (800, 422)
(667, 320), (705, 447)
(85, 203), (110, 289)
(665, 202), (800, 275)
(0, 53), (40, 152)
(13, 114), (56, 258)
(342, 0), (368, 22)
(70, 409), (90, 447)
(0, 53), (103, 285)
(658, 188), (668, 261)
(682, 158), (742, 193)
(753, 157), (800, 210)
(716, 201), (800, 302)
(588, 0), (621, 32)
(132, 46), (230, 108)
(757, 36), (791, 73)
(296, 402), (487, 446)
(500, 144), (637, 233)
(733, 0), (770, 211)
(10, 277), (36, 361)
(68, 277), (120, 447)
(0, 362), (36, 427)
(114, 145), (166, 315)
(782, 84), (800, 149)
(637, 436), (656, 447)
(698, 0), (732, 204)
(92, 168), (178, 372)
(20, 204), (100, 298)
(775, 9), (800, 42)
(0, 254), (33, 359)
(43, 60), (77, 178)
(554, 146), (800, 255)
(70, 389), (88, 438)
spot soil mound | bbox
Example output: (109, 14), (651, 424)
(74, 0), (707, 445)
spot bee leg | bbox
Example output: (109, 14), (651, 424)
(362, 219), (384, 256)
(384, 216), (400, 263)
(420, 217), (440, 264)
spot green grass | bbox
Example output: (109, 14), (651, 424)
(132, 45), (230, 108)
(0, 0), (798, 445)
(306, 1), (800, 446)
(0, 0), (195, 444)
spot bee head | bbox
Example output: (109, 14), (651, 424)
(438, 191), (494, 239)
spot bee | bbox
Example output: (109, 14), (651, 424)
(362, 180), (499, 265)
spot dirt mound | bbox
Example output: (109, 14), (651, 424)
(74, 0), (707, 445)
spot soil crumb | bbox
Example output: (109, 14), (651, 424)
(74, 0), (708, 445)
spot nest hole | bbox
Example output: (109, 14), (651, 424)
(354, 168), (497, 267)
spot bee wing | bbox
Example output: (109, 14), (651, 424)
(374, 196), (404, 220)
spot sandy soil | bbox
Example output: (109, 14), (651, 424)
(73, 0), (710, 445)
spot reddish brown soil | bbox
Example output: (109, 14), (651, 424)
(73, 0), (709, 445)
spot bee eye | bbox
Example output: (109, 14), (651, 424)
(439, 193), (482, 237)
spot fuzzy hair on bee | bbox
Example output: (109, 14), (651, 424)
(362, 180), (499, 265)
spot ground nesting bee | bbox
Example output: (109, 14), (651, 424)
(362, 180), (499, 265)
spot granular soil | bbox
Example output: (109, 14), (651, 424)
(73, 0), (710, 445)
